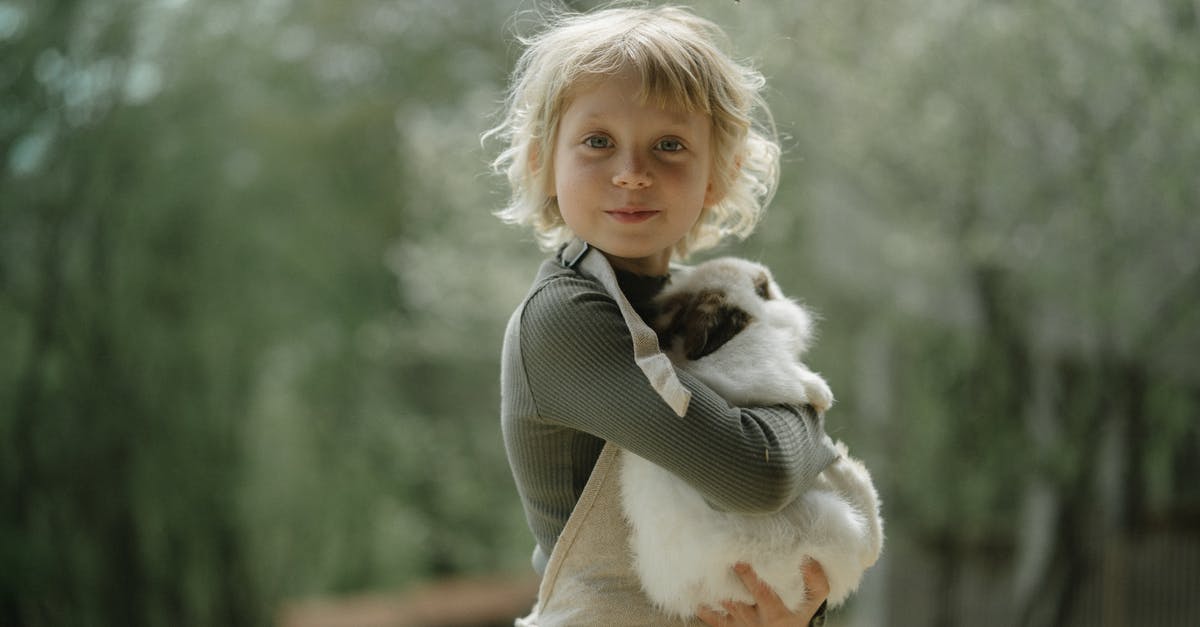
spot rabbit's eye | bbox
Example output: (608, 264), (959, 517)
(754, 274), (771, 300)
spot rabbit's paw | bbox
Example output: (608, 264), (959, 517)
(802, 372), (834, 413)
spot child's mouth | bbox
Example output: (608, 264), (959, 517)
(606, 209), (660, 224)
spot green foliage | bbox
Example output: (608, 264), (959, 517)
(2, 0), (1198, 625)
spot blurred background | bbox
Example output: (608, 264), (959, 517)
(2, 0), (1198, 625)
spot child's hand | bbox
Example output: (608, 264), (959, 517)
(696, 561), (829, 627)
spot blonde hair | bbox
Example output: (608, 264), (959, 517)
(486, 3), (781, 259)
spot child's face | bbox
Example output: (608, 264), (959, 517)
(551, 70), (719, 275)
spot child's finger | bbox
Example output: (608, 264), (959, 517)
(722, 599), (759, 623)
(696, 604), (731, 627)
(733, 562), (784, 608)
(801, 560), (830, 601)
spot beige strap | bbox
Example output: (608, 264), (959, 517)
(565, 239), (691, 417)
(534, 442), (619, 603)
(526, 443), (699, 626)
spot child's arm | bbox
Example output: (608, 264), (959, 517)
(519, 275), (838, 513)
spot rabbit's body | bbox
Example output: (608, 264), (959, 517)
(618, 257), (883, 618)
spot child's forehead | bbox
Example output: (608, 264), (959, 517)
(567, 106), (702, 132)
(562, 69), (709, 116)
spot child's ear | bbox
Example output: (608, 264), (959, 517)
(703, 180), (726, 208)
(703, 154), (742, 207)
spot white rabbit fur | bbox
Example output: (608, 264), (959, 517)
(618, 257), (884, 619)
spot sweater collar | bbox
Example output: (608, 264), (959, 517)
(614, 268), (670, 323)
(558, 239), (670, 320)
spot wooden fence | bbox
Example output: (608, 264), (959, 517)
(277, 575), (538, 627)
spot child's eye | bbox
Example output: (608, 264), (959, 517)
(656, 138), (685, 152)
(585, 135), (613, 149)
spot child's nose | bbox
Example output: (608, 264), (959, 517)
(612, 157), (651, 189)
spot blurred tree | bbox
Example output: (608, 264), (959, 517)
(3, 0), (536, 624)
(2, 1), (265, 624)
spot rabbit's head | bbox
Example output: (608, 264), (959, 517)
(654, 257), (816, 361)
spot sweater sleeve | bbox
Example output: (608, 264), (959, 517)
(519, 274), (838, 514)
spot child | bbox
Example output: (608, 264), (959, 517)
(489, 5), (837, 626)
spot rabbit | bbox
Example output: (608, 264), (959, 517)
(618, 257), (884, 619)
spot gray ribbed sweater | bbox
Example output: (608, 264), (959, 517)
(501, 247), (838, 574)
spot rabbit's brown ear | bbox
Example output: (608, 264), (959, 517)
(654, 293), (690, 350)
(753, 272), (772, 300)
(682, 290), (752, 360)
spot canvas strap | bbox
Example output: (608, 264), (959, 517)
(559, 238), (691, 417)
